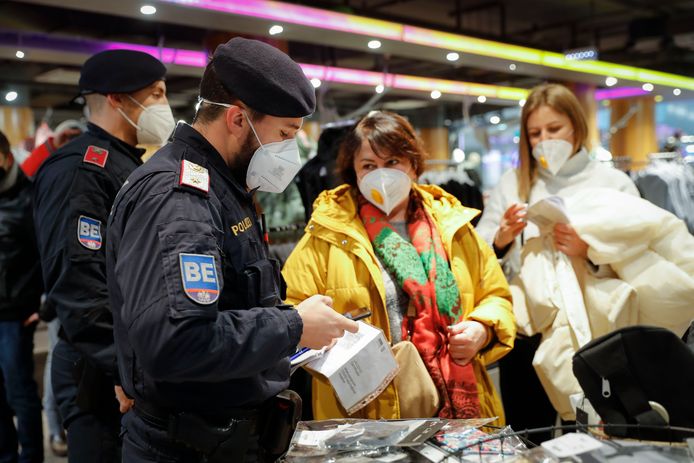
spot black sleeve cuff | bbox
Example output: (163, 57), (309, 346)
(282, 307), (304, 353)
(493, 241), (512, 259)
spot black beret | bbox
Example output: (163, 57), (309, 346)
(210, 37), (315, 118)
(79, 50), (166, 95)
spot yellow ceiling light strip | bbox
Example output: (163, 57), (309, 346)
(162, 0), (694, 90)
(403, 26), (544, 64)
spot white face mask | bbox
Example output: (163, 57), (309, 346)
(244, 112), (302, 193)
(358, 168), (412, 215)
(532, 139), (574, 175)
(118, 95), (175, 146)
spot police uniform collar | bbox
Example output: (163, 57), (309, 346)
(86, 122), (146, 162)
(173, 123), (252, 199)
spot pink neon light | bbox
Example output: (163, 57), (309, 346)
(156, 0), (694, 90)
(96, 41), (525, 100)
(595, 87), (649, 100)
(299, 64), (522, 99)
(160, 0), (402, 40)
(103, 42), (208, 67)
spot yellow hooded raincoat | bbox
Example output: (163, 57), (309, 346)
(282, 184), (515, 422)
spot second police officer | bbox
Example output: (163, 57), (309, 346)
(33, 49), (174, 462)
(106, 38), (358, 462)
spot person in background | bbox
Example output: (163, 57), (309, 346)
(18, 120), (85, 458)
(476, 83), (639, 441)
(0, 129), (44, 463)
(21, 120), (85, 179)
(32, 49), (173, 463)
(282, 111), (515, 422)
(39, 298), (68, 458)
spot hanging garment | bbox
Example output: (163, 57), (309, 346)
(633, 161), (694, 234)
(295, 126), (351, 222)
(419, 169), (484, 224)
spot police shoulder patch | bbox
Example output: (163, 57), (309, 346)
(179, 253), (219, 305)
(83, 145), (109, 168)
(179, 160), (209, 193)
(77, 215), (102, 250)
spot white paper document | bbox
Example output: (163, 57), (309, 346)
(526, 196), (570, 232)
(290, 347), (326, 375)
(305, 321), (399, 414)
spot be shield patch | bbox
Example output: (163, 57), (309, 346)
(77, 216), (102, 250)
(179, 253), (219, 305)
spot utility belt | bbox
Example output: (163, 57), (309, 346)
(133, 390), (302, 462)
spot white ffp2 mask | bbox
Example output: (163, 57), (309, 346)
(532, 139), (574, 175)
(244, 112), (302, 193)
(358, 168), (412, 215)
(118, 95), (175, 146)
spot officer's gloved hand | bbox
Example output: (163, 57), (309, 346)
(296, 295), (359, 350)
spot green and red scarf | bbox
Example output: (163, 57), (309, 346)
(359, 196), (481, 419)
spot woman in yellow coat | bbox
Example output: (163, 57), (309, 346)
(282, 111), (515, 423)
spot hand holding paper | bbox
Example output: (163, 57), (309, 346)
(525, 196), (570, 232)
(494, 203), (528, 249)
(526, 196), (588, 258)
(297, 295), (359, 349)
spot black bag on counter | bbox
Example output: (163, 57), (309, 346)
(572, 325), (694, 441)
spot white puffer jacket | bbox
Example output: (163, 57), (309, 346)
(511, 188), (694, 419)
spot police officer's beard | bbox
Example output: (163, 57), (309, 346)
(229, 131), (258, 187)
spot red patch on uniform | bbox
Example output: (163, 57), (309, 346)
(83, 145), (109, 168)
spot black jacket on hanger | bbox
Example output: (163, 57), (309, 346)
(295, 126), (352, 222)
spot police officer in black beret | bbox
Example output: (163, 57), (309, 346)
(106, 37), (358, 462)
(33, 49), (174, 462)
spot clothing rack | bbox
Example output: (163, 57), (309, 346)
(649, 152), (682, 162)
(319, 119), (356, 130)
(605, 153), (684, 171)
(268, 222), (306, 233)
(424, 159), (464, 166)
(631, 152), (694, 234)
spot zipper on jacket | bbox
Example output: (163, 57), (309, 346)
(601, 377), (611, 398)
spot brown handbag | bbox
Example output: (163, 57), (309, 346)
(391, 304), (441, 418)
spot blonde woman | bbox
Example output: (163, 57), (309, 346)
(476, 83), (638, 439)
(477, 83), (638, 279)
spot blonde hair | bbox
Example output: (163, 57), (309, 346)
(517, 84), (589, 201)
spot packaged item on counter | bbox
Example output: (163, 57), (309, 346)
(285, 418), (445, 461)
(411, 423), (527, 463)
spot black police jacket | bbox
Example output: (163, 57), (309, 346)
(0, 167), (43, 321)
(33, 123), (143, 376)
(106, 123), (303, 414)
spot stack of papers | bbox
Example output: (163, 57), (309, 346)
(526, 196), (570, 232)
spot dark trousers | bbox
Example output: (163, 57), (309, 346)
(0, 321), (43, 463)
(121, 410), (265, 463)
(499, 334), (557, 444)
(51, 340), (121, 463)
